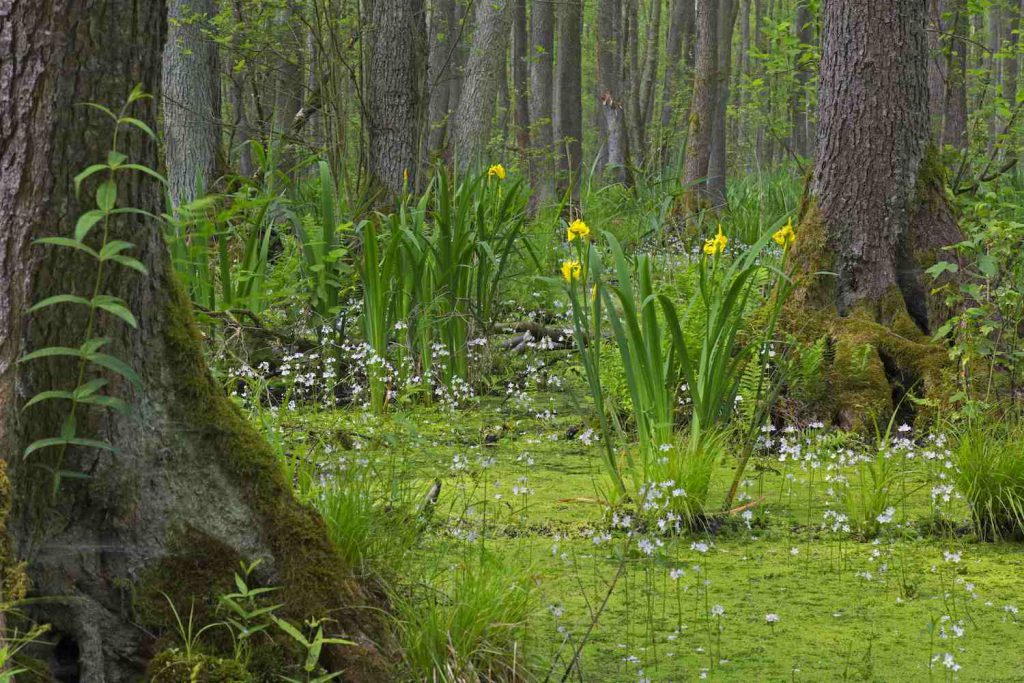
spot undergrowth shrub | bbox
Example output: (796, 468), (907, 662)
(395, 553), (537, 682)
(952, 418), (1024, 540)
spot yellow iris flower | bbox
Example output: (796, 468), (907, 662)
(567, 219), (591, 242)
(772, 218), (796, 248)
(488, 163), (506, 181)
(703, 225), (728, 256)
(561, 259), (582, 282)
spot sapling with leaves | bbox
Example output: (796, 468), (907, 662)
(18, 85), (163, 495)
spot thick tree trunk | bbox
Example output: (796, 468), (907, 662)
(367, 0), (426, 203)
(423, 0), (457, 169)
(793, 0), (963, 430)
(528, 0), (556, 209)
(682, 0), (719, 208)
(624, 0), (644, 169)
(229, 0), (256, 177)
(162, 0), (222, 207)
(512, 0), (530, 162)
(707, 0), (738, 208)
(659, 0), (696, 166)
(556, 0), (584, 205)
(450, 0), (513, 171)
(0, 2), (392, 680)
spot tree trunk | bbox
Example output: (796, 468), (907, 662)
(928, 0), (969, 149)
(988, 2), (1003, 155)
(162, 0), (222, 207)
(596, 0), (630, 182)
(792, 0), (815, 158)
(659, 0), (696, 166)
(367, 0), (427, 204)
(557, 0), (584, 205)
(638, 0), (662, 152)
(793, 0), (963, 430)
(1001, 0), (1021, 164)
(528, 0), (556, 209)
(0, 1), (392, 680)
(423, 0), (457, 170)
(624, 0), (644, 169)
(707, 0), (738, 208)
(450, 0), (514, 172)
(682, 0), (719, 209)
(512, 0), (531, 162)
(229, 0), (256, 177)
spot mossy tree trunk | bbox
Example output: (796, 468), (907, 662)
(791, 0), (964, 430)
(0, 2), (392, 680)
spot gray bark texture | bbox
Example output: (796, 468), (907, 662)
(659, 0), (695, 165)
(367, 0), (427, 202)
(528, 0), (555, 208)
(450, 0), (513, 171)
(810, 0), (961, 327)
(0, 1), (392, 680)
(162, 0), (222, 207)
(513, 0), (530, 160)
(638, 0), (661, 142)
(596, 0), (629, 180)
(424, 0), (457, 167)
(556, 0), (584, 203)
(682, 0), (718, 205)
(707, 0), (737, 207)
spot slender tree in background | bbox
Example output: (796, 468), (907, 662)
(424, 0), (458, 168)
(1000, 0), (1021, 164)
(228, 0), (256, 177)
(367, 0), (427, 202)
(792, 0), (963, 429)
(162, 0), (222, 207)
(707, 0), (738, 207)
(792, 0), (816, 159)
(529, 0), (556, 209)
(557, 0), (584, 204)
(513, 0), (531, 161)
(638, 0), (662, 160)
(682, 0), (719, 210)
(659, 0), (696, 165)
(0, 1), (392, 678)
(928, 0), (969, 149)
(595, 0), (630, 182)
(451, 0), (513, 171)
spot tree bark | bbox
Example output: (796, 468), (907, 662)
(707, 0), (738, 207)
(793, 0), (963, 430)
(0, 1), (392, 679)
(596, 0), (629, 181)
(512, 0), (531, 162)
(423, 0), (458, 169)
(659, 0), (696, 166)
(162, 0), (222, 207)
(1001, 0), (1021, 164)
(528, 0), (556, 209)
(638, 0), (662, 152)
(450, 0), (514, 171)
(367, 0), (427, 203)
(557, 0), (584, 205)
(682, 0), (719, 208)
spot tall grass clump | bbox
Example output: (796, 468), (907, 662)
(952, 418), (1024, 540)
(396, 553), (537, 682)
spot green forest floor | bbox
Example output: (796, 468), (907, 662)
(262, 390), (1024, 682)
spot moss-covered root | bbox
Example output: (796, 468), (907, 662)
(828, 297), (955, 431)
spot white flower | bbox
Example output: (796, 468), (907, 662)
(691, 541), (710, 554)
(790, 547), (800, 556)
(765, 613), (780, 624)
(710, 604), (725, 617)
(876, 507), (895, 524)
(943, 550), (961, 563)
(669, 568), (685, 580)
